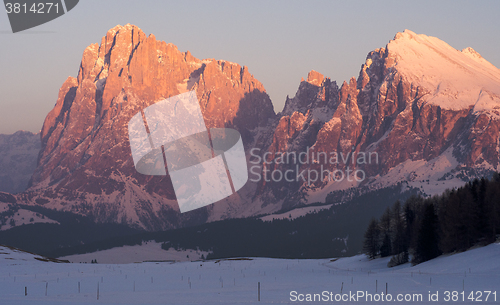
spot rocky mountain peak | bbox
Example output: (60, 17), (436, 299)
(24, 24), (275, 230)
(393, 29), (418, 41)
(381, 30), (500, 112)
(306, 70), (325, 86)
(280, 71), (338, 118)
(461, 47), (482, 59)
(259, 30), (500, 211)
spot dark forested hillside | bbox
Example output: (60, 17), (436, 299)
(364, 174), (500, 266)
(30, 184), (417, 259)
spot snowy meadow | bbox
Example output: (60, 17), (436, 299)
(1, 243), (499, 304)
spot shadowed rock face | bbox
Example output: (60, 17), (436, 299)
(14, 27), (500, 230)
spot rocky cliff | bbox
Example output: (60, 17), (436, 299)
(19, 24), (275, 230)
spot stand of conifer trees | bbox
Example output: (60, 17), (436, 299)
(364, 174), (500, 265)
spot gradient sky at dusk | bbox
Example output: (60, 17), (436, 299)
(1, 0), (499, 134)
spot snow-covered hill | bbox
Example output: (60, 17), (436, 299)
(0, 245), (68, 263)
(59, 241), (209, 264)
(388, 30), (500, 112)
(0, 243), (498, 304)
(0, 202), (59, 231)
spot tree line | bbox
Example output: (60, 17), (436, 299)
(363, 174), (500, 266)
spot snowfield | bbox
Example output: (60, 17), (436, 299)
(59, 242), (209, 264)
(0, 206), (59, 231)
(389, 30), (500, 112)
(0, 243), (499, 304)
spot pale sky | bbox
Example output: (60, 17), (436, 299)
(0, 0), (499, 134)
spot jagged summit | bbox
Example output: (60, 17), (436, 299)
(392, 29), (419, 40)
(461, 46), (483, 59)
(280, 69), (338, 118)
(369, 29), (500, 111)
(305, 70), (325, 86)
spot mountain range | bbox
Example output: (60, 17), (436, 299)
(0, 131), (40, 194)
(2, 24), (500, 231)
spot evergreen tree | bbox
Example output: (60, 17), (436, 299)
(439, 189), (461, 253)
(363, 218), (380, 259)
(380, 233), (392, 257)
(458, 186), (476, 250)
(378, 206), (392, 257)
(391, 200), (407, 255)
(413, 203), (440, 264)
(485, 174), (500, 240)
(403, 196), (418, 250)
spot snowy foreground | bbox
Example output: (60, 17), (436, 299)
(1, 244), (499, 304)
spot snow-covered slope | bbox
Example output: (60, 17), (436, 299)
(59, 241), (209, 264)
(388, 30), (500, 111)
(0, 245), (68, 263)
(329, 243), (500, 275)
(0, 204), (59, 231)
(260, 204), (333, 221)
(0, 243), (499, 304)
